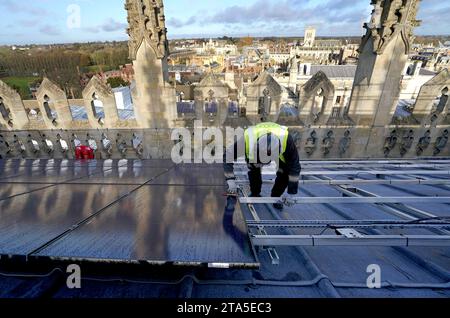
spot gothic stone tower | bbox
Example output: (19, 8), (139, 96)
(125, 0), (176, 128)
(347, 0), (421, 127)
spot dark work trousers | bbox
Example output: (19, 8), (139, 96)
(248, 161), (289, 197)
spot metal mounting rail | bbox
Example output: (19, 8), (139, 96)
(251, 235), (450, 247)
(246, 220), (450, 229)
(407, 175), (450, 189)
(298, 160), (450, 165)
(235, 170), (450, 176)
(238, 179), (450, 186)
(293, 164), (450, 170)
(236, 161), (450, 249)
(307, 174), (450, 237)
(240, 197), (450, 205)
(237, 179), (280, 265)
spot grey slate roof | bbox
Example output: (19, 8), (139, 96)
(310, 65), (357, 78)
(250, 71), (283, 96)
(419, 68), (437, 76)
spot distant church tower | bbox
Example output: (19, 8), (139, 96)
(347, 0), (421, 126)
(125, 0), (176, 128)
(304, 27), (316, 48)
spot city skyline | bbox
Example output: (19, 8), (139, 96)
(0, 0), (448, 45)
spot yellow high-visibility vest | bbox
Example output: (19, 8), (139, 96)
(245, 123), (289, 163)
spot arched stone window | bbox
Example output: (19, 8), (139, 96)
(258, 88), (272, 120)
(406, 64), (415, 76)
(204, 90), (218, 115)
(312, 87), (326, 121)
(91, 93), (105, 119)
(43, 95), (57, 122)
(0, 96), (11, 122)
(435, 87), (448, 114)
(228, 100), (239, 117)
(331, 107), (341, 118)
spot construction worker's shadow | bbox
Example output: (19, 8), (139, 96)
(223, 196), (249, 249)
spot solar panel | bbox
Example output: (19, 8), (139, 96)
(205, 101), (218, 113)
(0, 160), (258, 268)
(67, 166), (169, 184)
(34, 185), (257, 267)
(228, 101), (239, 114)
(70, 105), (89, 121)
(0, 183), (46, 200)
(148, 163), (226, 186)
(0, 165), (109, 184)
(177, 101), (196, 114)
(0, 184), (135, 256)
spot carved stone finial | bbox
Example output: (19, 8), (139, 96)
(126, 0), (169, 60)
(360, 0), (421, 55)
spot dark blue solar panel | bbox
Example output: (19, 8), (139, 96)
(70, 105), (89, 121)
(118, 109), (136, 120)
(228, 101), (239, 114)
(279, 105), (299, 117)
(177, 102), (196, 114)
(205, 102), (218, 113)
(0, 160), (257, 268)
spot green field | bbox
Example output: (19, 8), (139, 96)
(1, 76), (40, 99)
(83, 65), (115, 73)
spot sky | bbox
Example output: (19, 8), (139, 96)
(0, 0), (448, 45)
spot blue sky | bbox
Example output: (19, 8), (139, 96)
(0, 0), (448, 45)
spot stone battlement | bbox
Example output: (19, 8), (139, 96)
(0, 0), (448, 160)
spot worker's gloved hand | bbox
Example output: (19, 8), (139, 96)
(283, 196), (296, 207)
(224, 171), (235, 180)
(226, 179), (238, 195)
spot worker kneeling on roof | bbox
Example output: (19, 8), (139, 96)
(224, 122), (301, 211)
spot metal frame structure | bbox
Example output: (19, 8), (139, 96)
(239, 179), (450, 186)
(238, 184), (280, 265)
(235, 170), (450, 176)
(246, 219), (450, 229)
(234, 160), (450, 251)
(251, 235), (450, 247)
(240, 197), (450, 204)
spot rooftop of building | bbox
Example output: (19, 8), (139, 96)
(0, 158), (450, 298)
(309, 65), (357, 78)
(419, 68), (437, 76)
